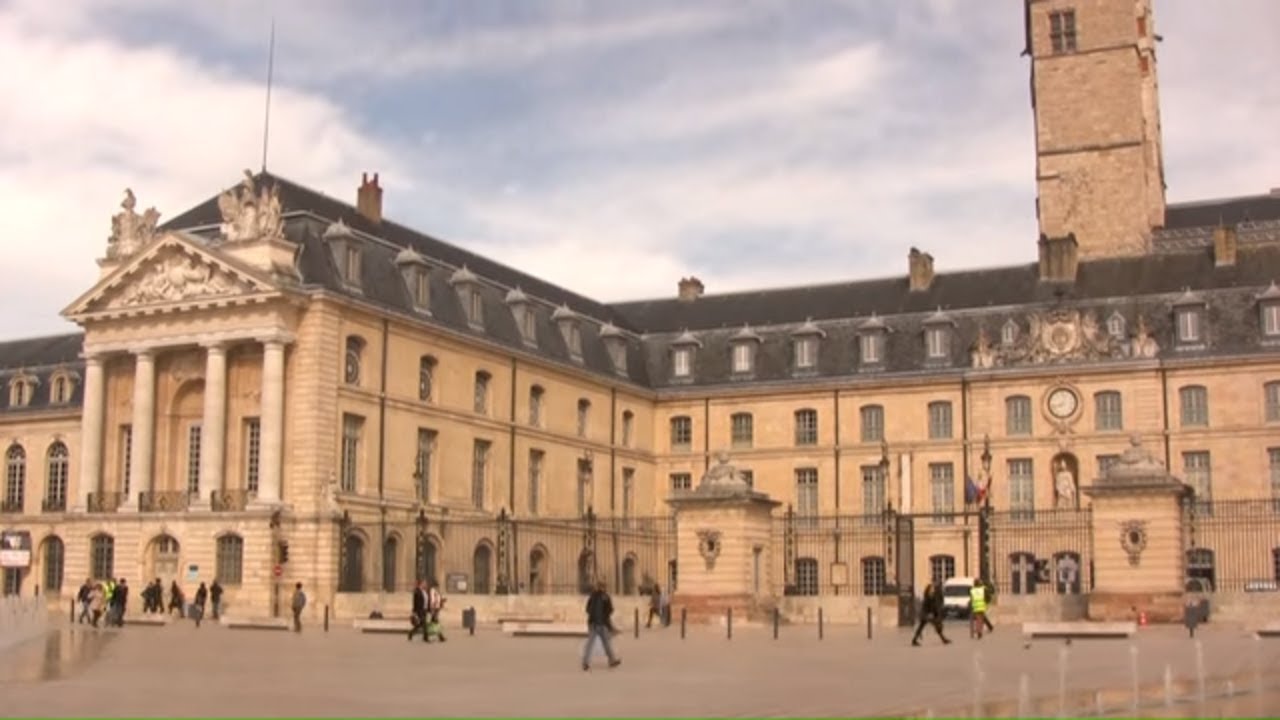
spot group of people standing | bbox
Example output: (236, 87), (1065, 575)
(75, 578), (129, 627)
(138, 579), (224, 623)
(911, 577), (995, 646)
(407, 580), (446, 642)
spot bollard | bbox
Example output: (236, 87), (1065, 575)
(323, 604), (329, 633)
(634, 607), (640, 639)
(773, 607), (779, 640)
(727, 607), (733, 640)
(866, 607), (872, 640)
(69, 598), (75, 624)
(818, 607), (824, 640)
(680, 608), (687, 640)
(469, 607), (476, 636)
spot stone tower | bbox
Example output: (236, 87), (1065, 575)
(1028, 0), (1166, 259)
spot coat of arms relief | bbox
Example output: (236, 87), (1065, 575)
(971, 308), (1160, 369)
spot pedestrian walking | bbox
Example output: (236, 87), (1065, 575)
(978, 578), (995, 634)
(646, 583), (662, 629)
(407, 580), (429, 642)
(110, 578), (129, 627)
(76, 579), (93, 624)
(192, 582), (208, 628)
(290, 582), (307, 633)
(426, 581), (447, 642)
(969, 580), (988, 639)
(88, 583), (105, 627)
(581, 581), (621, 671)
(210, 580), (223, 620)
(168, 581), (185, 618)
(911, 581), (951, 646)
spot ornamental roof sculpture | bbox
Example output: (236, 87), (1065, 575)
(217, 170), (284, 243)
(106, 188), (161, 260)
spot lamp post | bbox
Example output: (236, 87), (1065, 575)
(415, 509), (428, 584)
(980, 434), (993, 510)
(978, 434), (993, 584)
(338, 509), (351, 592)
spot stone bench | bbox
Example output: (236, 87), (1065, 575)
(221, 617), (291, 631)
(1253, 623), (1280, 638)
(125, 614), (170, 627)
(498, 616), (556, 628)
(503, 622), (588, 638)
(1022, 622), (1135, 639)
(353, 618), (414, 634)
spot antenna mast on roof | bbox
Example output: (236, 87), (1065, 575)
(260, 18), (276, 172)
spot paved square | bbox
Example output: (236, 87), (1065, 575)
(1, 618), (1278, 717)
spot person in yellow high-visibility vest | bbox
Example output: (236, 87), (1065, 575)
(969, 581), (988, 639)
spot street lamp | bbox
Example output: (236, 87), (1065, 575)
(415, 509), (428, 583)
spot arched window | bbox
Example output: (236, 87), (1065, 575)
(577, 550), (595, 594)
(42, 536), (64, 593)
(473, 543), (492, 595)
(90, 534), (114, 580)
(340, 534), (365, 592)
(50, 374), (71, 404)
(577, 398), (591, 438)
(861, 557), (886, 596)
(929, 554), (956, 587)
(4, 444), (26, 512)
(1001, 319), (1020, 346)
(344, 336), (364, 386)
(474, 371), (491, 414)
(1009, 551), (1038, 595)
(795, 557), (819, 596)
(417, 537), (439, 585)
(621, 555), (638, 595)
(216, 535), (244, 585)
(528, 546), (548, 595)
(45, 441), (68, 512)
(382, 536), (399, 592)
(418, 356), (436, 402)
(528, 385), (545, 427)
(620, 410), (634, 447)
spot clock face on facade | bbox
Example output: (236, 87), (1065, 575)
(1046, 387), (1079, 419)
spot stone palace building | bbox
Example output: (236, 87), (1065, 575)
(0, 0), (1277, 620)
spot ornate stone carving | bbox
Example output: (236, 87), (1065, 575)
(1129, 314), (1160, 359)
(116, 254), (239, 307)
(973, 308), (1125, 368)
(1101, 435), (1170, 485)
(107, 189), (161, 260)
(217, 170), (284, 243)
(1119, 519), (1148, 566)
(696, 529), (722, 569)
(970, 325), (997, 369)
(698, 451), (751, 491)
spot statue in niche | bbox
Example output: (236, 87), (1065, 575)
(1053, 458), (1078, 509)
(107, 188), (161, 260)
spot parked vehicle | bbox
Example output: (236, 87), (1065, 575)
(941, 577), (975, 618)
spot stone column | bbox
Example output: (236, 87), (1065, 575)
(127, 349), (156, 510)
(74, 354), (106, 511)
(198, 342), (228, 506)
(257, 339), (285, 503)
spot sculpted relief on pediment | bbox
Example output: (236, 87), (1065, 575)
(972, 308), (1158, 369)
(108, 251), (252, 309)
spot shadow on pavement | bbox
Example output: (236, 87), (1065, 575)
(0, 626), (114, 684)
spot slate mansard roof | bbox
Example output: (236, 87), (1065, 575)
(0, 333), (87, 413)
(2, 174), (1277, 414)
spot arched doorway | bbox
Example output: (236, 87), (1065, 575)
(528, 546), (548, 595)
(340, 534), (365, 592)
(472, 543), (492, 595)
(382, 536), (398, 592)
(621, 555), (637, 595)
(577, 550), (595, 594)
(1050, 452), (1080, 510)
(145, 534), (181, 582)
(418, 537), (439, 585)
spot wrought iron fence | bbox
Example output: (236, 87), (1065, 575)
(335, 510), (675, 597)
(1184, 499), (1280, 592)
(773, 509), (891, 597)
(985, 506), (1093, 596)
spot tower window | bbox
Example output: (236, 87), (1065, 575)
(1050, 9), (1077, 54)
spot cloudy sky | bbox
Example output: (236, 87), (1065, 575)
(1, 0), (1277, 339)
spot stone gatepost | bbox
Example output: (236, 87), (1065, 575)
(667, 452), (781, 623)
(1083, 436), (1192, 622)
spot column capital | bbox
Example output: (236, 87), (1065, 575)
(255, 331), (295, 347)
(201, 340), (229, 353)
(79, 351), (107, 365)
(128, 346), (158, 360)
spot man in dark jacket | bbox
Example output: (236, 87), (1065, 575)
(110, 578), (129, 627)
(911, 581), (951, 646)
(407, 580), (429, 642)
(582, 581), (621, 671)
(210, 580), (223, 620)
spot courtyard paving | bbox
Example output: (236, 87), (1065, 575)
(0, 616), (1278, 717)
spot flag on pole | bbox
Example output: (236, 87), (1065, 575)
(965, 475), (988, 506)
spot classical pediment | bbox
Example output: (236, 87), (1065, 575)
(64, 232), (280, 319)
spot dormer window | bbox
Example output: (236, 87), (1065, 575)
(395, 247), (431, 314)
(49, 371), (76, 405)
(1258, 282), (1280, 339)
(923, 308), (955, 362)
(670, 330), (702, 381)
(1106, 312), (1126, 339)
(552, 305), (582, 360)
(1001, 319), (1019, 346)
(599, 323), (628, 376)
(1173, 289), (1207, 347)
(792, 318), (825, 373)
(858, 314), (887, 368)
(7, 374), (35, 408)
(505, 288), (537, 347)
(730, 325), (761, 376)
(323, 219), (362, 290)
(450, 266), (483, 329)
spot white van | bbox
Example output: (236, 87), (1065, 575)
(941, 577), (975, 618)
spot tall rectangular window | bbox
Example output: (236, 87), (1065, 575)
(796, 468), (818, 525)
(1265, 382), (1280, 423)
(474, 372), (490, 415)
(794, 337), (817, 369)
(1263, 304), (1280, 337)
(1049, 9), (1077, 53)
(860, 333), (884, 364)
(621, 411), (634, 447)
(471, 440), (490, 509)
(929, 463), (955, 521)
(577, 458), (592, 517)
(731, 343), (753, 374)
(244, 418), (261, 494)
(794, 409), (818, 445)
(670, 416), (692, 451)
(1009, 459), (1034, 521)
(120, 425), (133, 496)
(186, 424), (202, 496)
(670, 472), (692, 493)
(340, 414), (363, 493)
(928, 401), (953, 440)
(1005, 396), (1032, 436)
(861, 465), (885, 520)
(577, 399), (591, 438)
(925, 327), (949, 359)
(528, 386), (543, 427)
(622, 468), (635, 520)
(1095, 391), (1123, 431)
(860, 405), (884, 443)
(1180, 386), (1209, 427)
(731, 413), (753, 448)
(527, 449), (543, 516)
(1184, 451), (1212, 514)
(415, 429), (436, 502)
(672, 348), (692, 378)
(1176, 308), (1203, 344)
(1268, 448), (1280, 510)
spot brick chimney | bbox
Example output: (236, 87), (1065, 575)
(677, 276), (705, 302)
(1212, 224), (1237, 267)
(1038, 233), (1079, 283)
(357, 172), (383, 225)
(908, 247), (935, 292)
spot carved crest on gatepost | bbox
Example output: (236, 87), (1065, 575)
(1119, 519), (1148, 566)
(697, 529), (722, 569)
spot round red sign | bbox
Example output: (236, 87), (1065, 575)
(273, 564), (283, 578)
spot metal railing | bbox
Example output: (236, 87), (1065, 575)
(211, 489), (251, 512)
(87, 491), (125, 513)
(41, 497), (66, 513)
(1184, 498), (1280, 592)
(138, 491), (191, 513)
